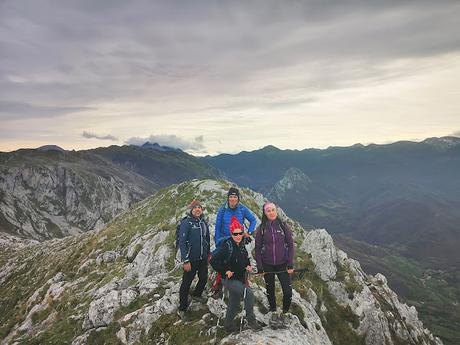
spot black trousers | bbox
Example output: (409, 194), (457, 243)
(179, 259), (208, 311)
(263, 263), (292, 313)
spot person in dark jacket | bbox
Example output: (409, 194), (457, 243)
(255, 202), (294, 328)
(177, 199), (210, 321)
(210, 216), (262, 333)
(212, 187), (257, 294)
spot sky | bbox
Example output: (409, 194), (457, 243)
(1, 0), (460, 156)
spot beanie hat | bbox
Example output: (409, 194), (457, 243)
(227, 187), (240, 199)
(190, 199), (203, 211)
(229, 216), (242, 234)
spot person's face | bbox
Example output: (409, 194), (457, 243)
(231, 228), (244, 244)
(191, 205), (203, 218)
(228, 195), (239, 208)
(264, 205), (277, 221)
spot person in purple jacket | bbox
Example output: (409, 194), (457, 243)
(255, 202), (294, 328)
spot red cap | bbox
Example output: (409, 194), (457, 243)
(229, 216), (242, 234)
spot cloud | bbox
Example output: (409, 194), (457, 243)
(0, 101), (93, 120)
(1, 0), (460, 112)
(451, 131), (460, 137)
(126, 134), (205, 151)
(1, 1), (460, 153)
(82, 131), (118, 141)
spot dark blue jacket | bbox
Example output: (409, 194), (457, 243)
(178, 214), (210, 263)
(214, 203), (257, 246)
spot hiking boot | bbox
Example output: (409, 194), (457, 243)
(177, 310), (190, 322)
(269, 312), (281, 330)
(247, 318), (263, 331)
(192, 295), (207, 304)
(278, 312), (289, 329)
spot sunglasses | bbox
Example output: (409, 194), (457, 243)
(232, 232), (243, 236)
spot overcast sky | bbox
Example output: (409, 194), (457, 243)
(1, 0), (460, 155)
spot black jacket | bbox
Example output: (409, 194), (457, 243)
(210, 238), (250, 282)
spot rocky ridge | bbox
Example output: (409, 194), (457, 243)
(0, 180), (442, 345)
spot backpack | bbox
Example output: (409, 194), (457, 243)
(210, 238), (234, 269)
(175, 216), (189, 250)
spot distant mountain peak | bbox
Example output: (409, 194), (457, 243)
(269, 167), (311, 201)
(260, 145), (280, 151)
(36, 145), (66, 152)
(139, 142), (181, 152)
(422, 136), (460, 149)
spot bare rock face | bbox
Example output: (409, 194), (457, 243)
(301, 229), (443, 345)
(0, 165), (146, 240)
(269, 167), (311, 202)
(0, 180), (443, 345)
(301, 229), (337, 281)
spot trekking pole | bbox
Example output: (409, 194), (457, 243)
(240, 285), (247, 333)
(249, 267), (309, 275)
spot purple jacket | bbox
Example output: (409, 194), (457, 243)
(255, 219), (294, 271)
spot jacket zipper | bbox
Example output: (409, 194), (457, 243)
(199, 219), (203, 260)
(271, 222), (276, 264)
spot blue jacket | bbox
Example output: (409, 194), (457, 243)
(179, 214), (210, 263)
(214, 203), (257, 246)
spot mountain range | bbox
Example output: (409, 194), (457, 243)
(1, 136), (459, 344)
(204, 136), (460, 269)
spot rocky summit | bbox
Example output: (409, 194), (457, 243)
(0, 180), (442, 345)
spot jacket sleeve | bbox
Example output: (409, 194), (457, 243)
(214, 206), (224, 246)
(254, 225), (263, 272)
(179, 219), (190, 263)
(284, 222), (295, 269)
(210, 241), (230, 275)
(244, 249), (251, 268)
(243, 205), (257, 234)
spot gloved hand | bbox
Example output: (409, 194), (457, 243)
(243, 236), (253, 244)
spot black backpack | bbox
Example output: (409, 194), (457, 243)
(210, 238), (234, 270)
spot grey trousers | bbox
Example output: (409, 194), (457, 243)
(222, 278), (255, 327)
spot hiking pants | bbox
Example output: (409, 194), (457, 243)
(179, 259), (208, 311)
(222, 278), (255, 327)
(263, 264), (292, 313)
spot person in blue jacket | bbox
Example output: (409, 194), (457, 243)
(212, 187), (257, 292)
(177, 199), (210, 321)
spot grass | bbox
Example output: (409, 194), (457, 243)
(335, 262), (363, 298)
(141, 309), (217, 345)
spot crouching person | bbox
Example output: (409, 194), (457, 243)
(210, 216), (262, 333)
(177, 200), (210, 321)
